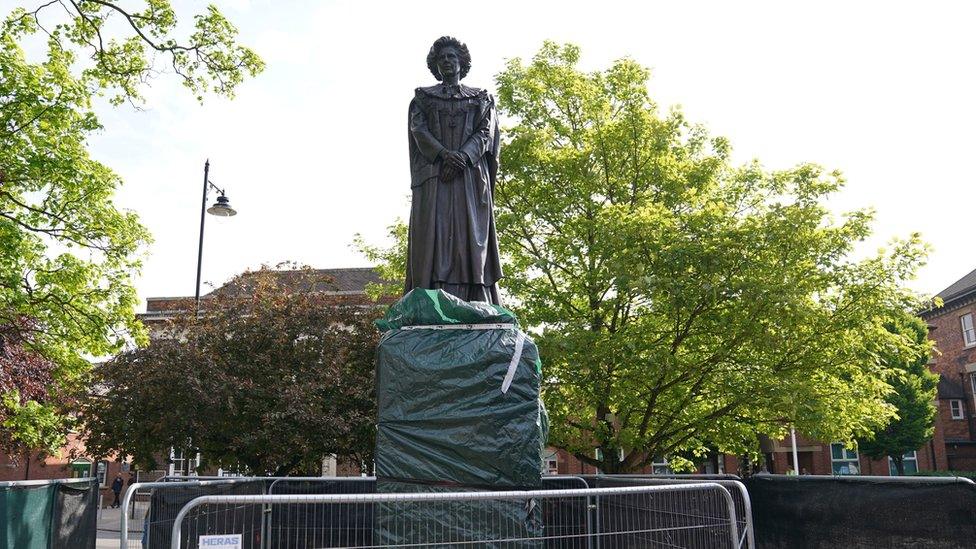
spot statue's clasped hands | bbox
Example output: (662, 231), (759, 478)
(439, 150), (467, 182)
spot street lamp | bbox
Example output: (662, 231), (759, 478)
(194, 159), (237, 314)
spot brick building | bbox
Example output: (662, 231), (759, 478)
(0, 433), (136, 505)
(920, 266), (976, 471)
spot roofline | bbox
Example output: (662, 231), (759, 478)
(146, 289), (367, 302)
(141, 290), (373, 316)
(921, 289), (976, 320)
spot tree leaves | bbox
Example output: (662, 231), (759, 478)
(81, 267), (381, 476)
(494, 42), (930, 473)
(857, 314), (938, 472)
(1, 1), (262, 453)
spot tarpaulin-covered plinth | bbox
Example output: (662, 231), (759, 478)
(374, 289), (548, 547)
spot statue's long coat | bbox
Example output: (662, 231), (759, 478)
(405, 83), (503, 304)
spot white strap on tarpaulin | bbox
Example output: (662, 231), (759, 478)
(501, 331), (526, 394)
(398, 323), (526, 393)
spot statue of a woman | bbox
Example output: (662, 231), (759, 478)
(405, 36), (503, 305)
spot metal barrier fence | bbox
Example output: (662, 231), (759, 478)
(119, 475), (752, 548)
(121, 478), (267, 548)
(120, 477), (378, 548)
(583, 475), (754, 548)
(169, 484), (739, 548)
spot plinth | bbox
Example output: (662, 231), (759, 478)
(373, 289), (548, 546)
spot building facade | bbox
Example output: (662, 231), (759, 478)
(921, 266), (976, 471)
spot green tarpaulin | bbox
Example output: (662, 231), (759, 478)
(0, 478), (97, 549)
(374, 289), (548, 546)
(0, 483), (54, 549)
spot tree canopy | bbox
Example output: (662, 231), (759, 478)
(353, 222), (407, 301)
(486, 43), (929, 473)
(489, 43), (932, 472)
(82, 267), (380, 476)
(857, 314), (938, 475)
(0, 320), (61, 456)
(0, 1), (262, 449)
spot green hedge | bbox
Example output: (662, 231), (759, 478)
(911, 470), (976, 481)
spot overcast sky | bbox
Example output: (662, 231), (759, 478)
(75, 0), (975, 306)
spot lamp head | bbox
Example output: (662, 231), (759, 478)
(206, 194), (236, 217)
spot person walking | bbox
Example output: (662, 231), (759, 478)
(110, 473), (124, 508)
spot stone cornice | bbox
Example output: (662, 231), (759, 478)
(921, 289), (976, 320)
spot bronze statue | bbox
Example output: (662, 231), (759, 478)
(405, 36), (503, 305)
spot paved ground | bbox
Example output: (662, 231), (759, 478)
(96, 503), (145, 549)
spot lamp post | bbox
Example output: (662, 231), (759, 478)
(181, 160), (236, 478)
(194, 159), (237, 315)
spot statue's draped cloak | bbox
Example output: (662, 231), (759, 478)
(405, 83), (503, 304)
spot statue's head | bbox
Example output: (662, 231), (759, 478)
(427, 36), (471, 81)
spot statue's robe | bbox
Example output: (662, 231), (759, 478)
(405, 83), (503, 304)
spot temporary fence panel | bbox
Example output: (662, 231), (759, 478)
(121, 479), (268, 549)
(744, 474), (976, 548)
(50, 479), (99, 549)
(586, 475), (754, 548)
(0, 477), (97, 549)
(539, 476), (591, 548)
(265, 477), (584, 548)
(170, 484), (740, 549)
(266, 477), (376, 547)
(148, 480), (266, 549)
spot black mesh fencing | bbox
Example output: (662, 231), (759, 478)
(50, 479), (98, 549)
(744, 474), (976, 548)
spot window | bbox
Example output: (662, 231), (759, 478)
(951, 399), (965, 420)
(544, 458), (559, 475)
(962, 313), (976, 347)
(543, 448), (559, 475)
(169, 448), (200, 477)
(888, 451), (918, 476)
(96, 461), (108, 486)
(830, 443), (860, 475)
(651, 456), (671, 475)
(594, 448), (625, 462)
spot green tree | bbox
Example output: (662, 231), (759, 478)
(353, 222), (408, 301)
(491, 42), (930, 473)
(857, 314), (938, 475)
(81, 267), (381, 475)
(1, 2), (262, 447)
(0, 320), (63, 478)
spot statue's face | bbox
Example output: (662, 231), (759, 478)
(436, 46), (461, 80)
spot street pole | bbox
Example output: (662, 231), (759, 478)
(194, 159), (210, 316)
(790, 425), (800, 474)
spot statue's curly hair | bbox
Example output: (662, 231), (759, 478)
(426, 36), (471, 81)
